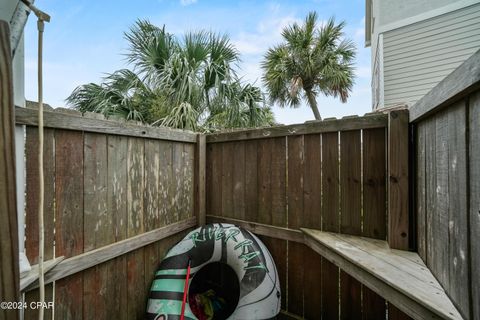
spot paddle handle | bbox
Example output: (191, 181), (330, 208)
(180, 259), (191, 320)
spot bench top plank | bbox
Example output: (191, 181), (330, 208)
(301, 228), (463, 320)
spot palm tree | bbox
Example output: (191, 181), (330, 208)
(67, 20), (274, 131)
(261, 12), (356, 120)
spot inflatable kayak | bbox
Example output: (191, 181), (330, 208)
(146, 223), (281, 320)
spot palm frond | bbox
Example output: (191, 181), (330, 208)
(261, 12), (356, 119)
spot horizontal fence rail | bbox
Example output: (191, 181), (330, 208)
(16, 106), (197, 142)
(206, 113), (388, 143)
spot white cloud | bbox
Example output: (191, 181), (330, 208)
(354, 16), (365, 42)
(232, 15), (301, 56)
(180, 0), (197, 6)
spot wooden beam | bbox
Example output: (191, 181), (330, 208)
(20, 257), (64, 291)
(301, 229), (463, 320)
(195, 134), (206, 226)
(410, 49), (480, 122)
(15, 106), (198, 143)
(206, 215), (305, 244)
(388, 110), (410, 250)
(205, 113), (388, 143)
(24, 217), (196, 292)
(0, 20), (20, 320)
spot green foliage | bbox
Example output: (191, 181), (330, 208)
(261, 12), (356, 120)
(67, 20), (274, 131)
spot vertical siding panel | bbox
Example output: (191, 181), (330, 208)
(383, 4), (480, 106)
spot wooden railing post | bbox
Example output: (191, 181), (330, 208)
(195, 134), (206, 226)
(0, 20), (20, 320)
(387, 109), (410, 250)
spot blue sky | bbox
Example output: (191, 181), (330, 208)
(24, 0), (371, 125)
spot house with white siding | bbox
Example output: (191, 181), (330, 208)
(365, 0), (480, 110)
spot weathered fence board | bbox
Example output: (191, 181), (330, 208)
(110, 135), (129, 319)
(158, 140), (173, 225)
(205, 121), (394, 319)
(221, 142), (234, 218)
(245, 140), (258, 222)
(55, 129), (84, 320)
(321, 131), (340, 320)
(339, 130), (362, 320)
(21, 114), (197, 319)
(206, 113), (388, 143)
(470, 91), (480, 320)
(232, 141), (246, 220)
(302, 134), (322, 319)
(24, 127), (55, 320)
(446, 102), (469, 315)
(415, 122), (427, 262)
(363, 128), (387, 240)
(145, 139), (161, 231)
(388, 110), (410, 250)
(83, 132), (109, 319)
(362, 128), (388, 319)
(411, 51), (480, 319)
(286, 135), (304, 317)
(173, 142), (184, 221)
(195, 135), (206, 226)
(0, 21), (20, 320)
(183, 143), (195, 220)
(206, 142), (222, 217)
(15, 106), (197, 142)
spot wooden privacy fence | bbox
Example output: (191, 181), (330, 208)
(411, 49), (480, 320)
(16, 106), (198, 319)
(205, 112), (410, 319)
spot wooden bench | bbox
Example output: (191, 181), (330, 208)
(301, 228), (463, 320)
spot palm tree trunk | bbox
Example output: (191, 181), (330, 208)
(305, 89), (322, 120)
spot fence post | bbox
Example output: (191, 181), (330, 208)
(388, 109), (410, 250)
(0, 20), (20, 320)
(195, 134), (206, 226)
